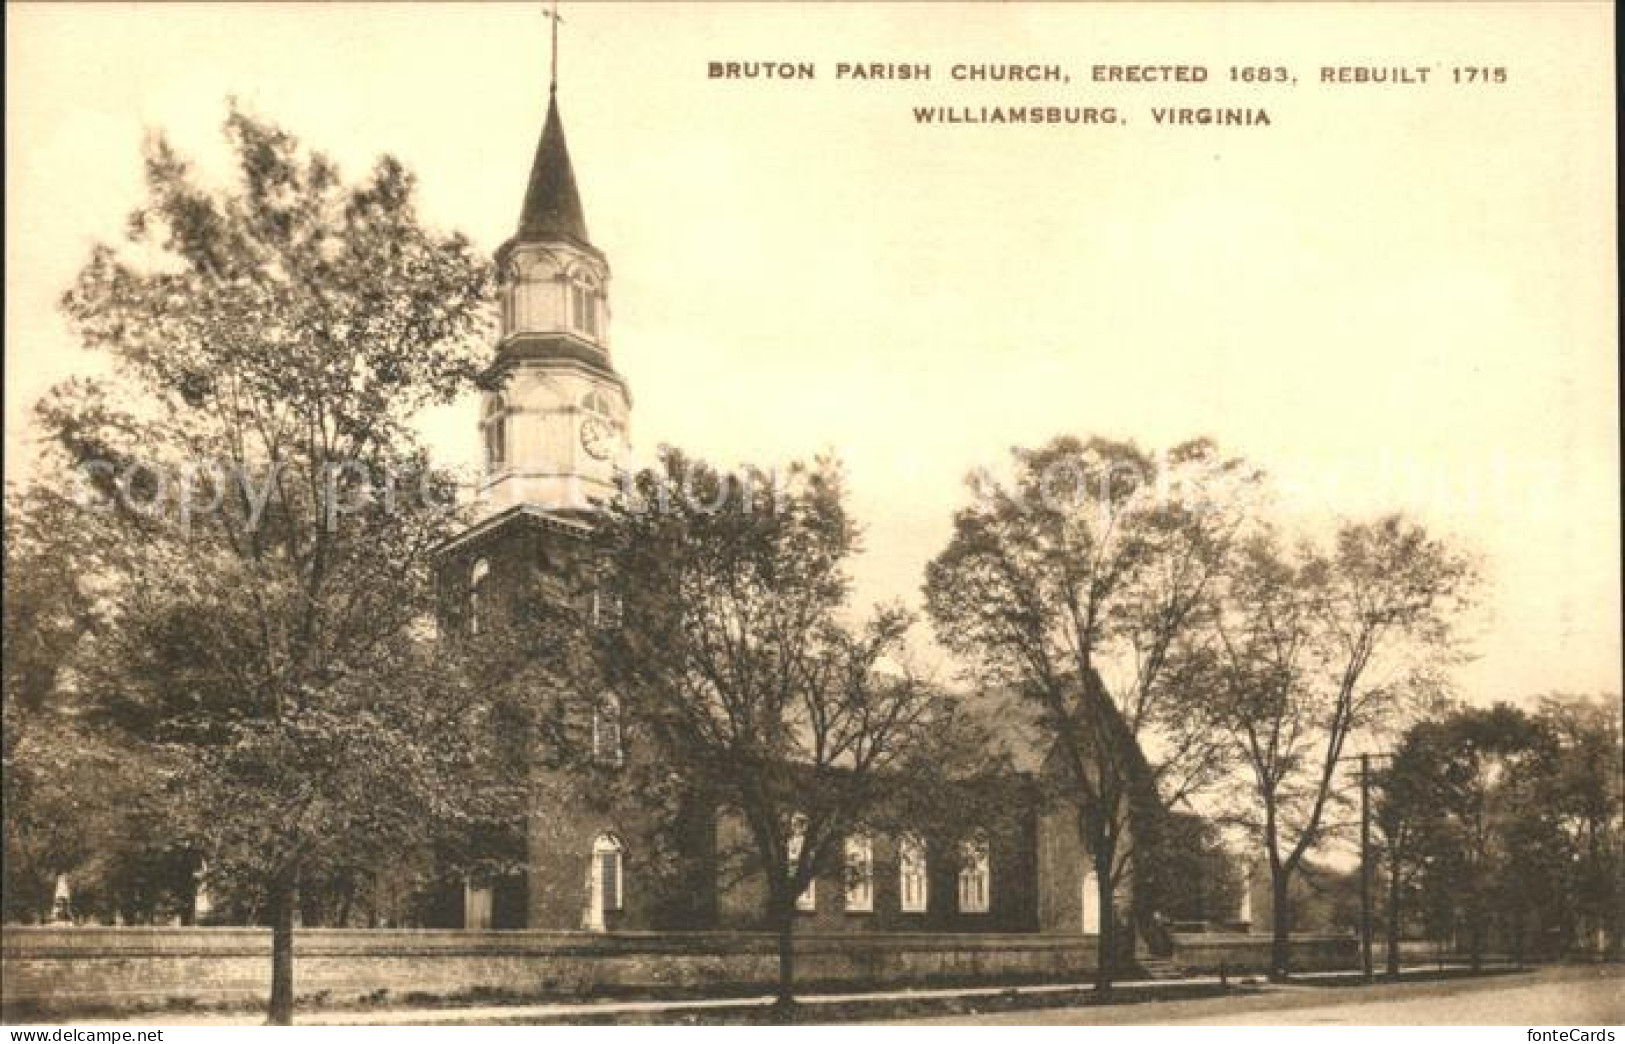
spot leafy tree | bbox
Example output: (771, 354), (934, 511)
(1537, 695), (1624, 957)
(3, 487), (96, 922)
(1137, 812), (1244, 926)
(2, 486), (188, 925)
(1211, 517), (1476, 980)
(593, 449), (987, 1008)
(40, 104), (494, 1023)
(1373, 717), (1452, 975)
(1440, 706), (1549, 964)
(1397, 702), (1604, 967)
(923, 436), (1257, 990)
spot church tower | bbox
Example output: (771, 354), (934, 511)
(479, 82), (630, 514)
(433, 47), (643, 933)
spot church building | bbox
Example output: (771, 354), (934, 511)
(431, 69), (1145, 943)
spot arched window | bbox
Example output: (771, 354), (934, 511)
(957, 834), (990, 913)
(899, 833), (929, 913)
(469, 558), (490, 636)
(845, 833), (874, 913)
(581, 388), (614, 418)
(592, 578), (623, 631)
(787, 813), (816, 912)
(592, 693), (623, 765)
(482, 395), (508, 473)
(592, 833), (624, 913)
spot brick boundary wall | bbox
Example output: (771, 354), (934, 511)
(1170, 932), (1359, 974)
(2, 928), (1094, 1017)
(2, 927), (1354, 1017)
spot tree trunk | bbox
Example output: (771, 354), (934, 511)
(1094, 851), (1116, 996)
(1385, 854), (1403, 978)
(1270, 868), (1292, 982)
(267, 872), (297, 1026)
(772, 892), (796, 1012)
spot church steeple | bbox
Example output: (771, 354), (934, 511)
(493, 82), (611, 353)
(478, 31), (630, 516)
(515, 90), (591, 249)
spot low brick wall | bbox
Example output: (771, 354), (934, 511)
(1170, 931), (1359, 974)
(1, 927), (1099, 1017)
(2, 927), (1359, 1017)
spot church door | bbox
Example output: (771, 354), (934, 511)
(1081, 868), (1100, 934)
(584, 834), (622, 931)
(464, 878), (493, 930)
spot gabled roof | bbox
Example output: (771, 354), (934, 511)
(434, 501), (594, 559)
(971, 684), (1051, 774)
(975, 669), (1161, 803)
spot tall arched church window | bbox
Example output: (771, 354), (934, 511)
(957, 834), (990, 913)
(592, 693), (624, 765)
(899, 833), (929, 913)
(469, 558), (490, 636)
(592, 834), (624, 913)
(845, 834), (874, 913)
(592, 583), (623, 630)
(591, 553), (623, 630)
(788, 814), (816, 912)
(482, 395), (508, 473)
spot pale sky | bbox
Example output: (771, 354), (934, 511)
(7, 2), (1619, 705)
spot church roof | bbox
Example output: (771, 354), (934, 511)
(434, 501), (594, 559)
(515, 89), (592, 248)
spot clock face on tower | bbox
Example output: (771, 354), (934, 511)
(580, 415), (618, 461)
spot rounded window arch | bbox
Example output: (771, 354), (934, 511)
(562, 259), (604, 286)
(592, 692), (624, 764)
(845, 832), (875, 913)
(899, 833), (929, 913)
(481, 394), (508, 473)
(524, 248), (565, 279)
(581, 388), (615, 418)
(957, 831), (991, 914)
(469, 558), (490, 636)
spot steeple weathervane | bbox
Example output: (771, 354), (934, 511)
(511, 0), (590, 247)
(543, 1), (564, 94)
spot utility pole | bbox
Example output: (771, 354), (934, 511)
(1360, 752), (1374, 983)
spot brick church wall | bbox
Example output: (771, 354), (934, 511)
(712, 801), (1040, 934)
(1035, 804), (1137, 936)
(523, 773), (717, 932)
